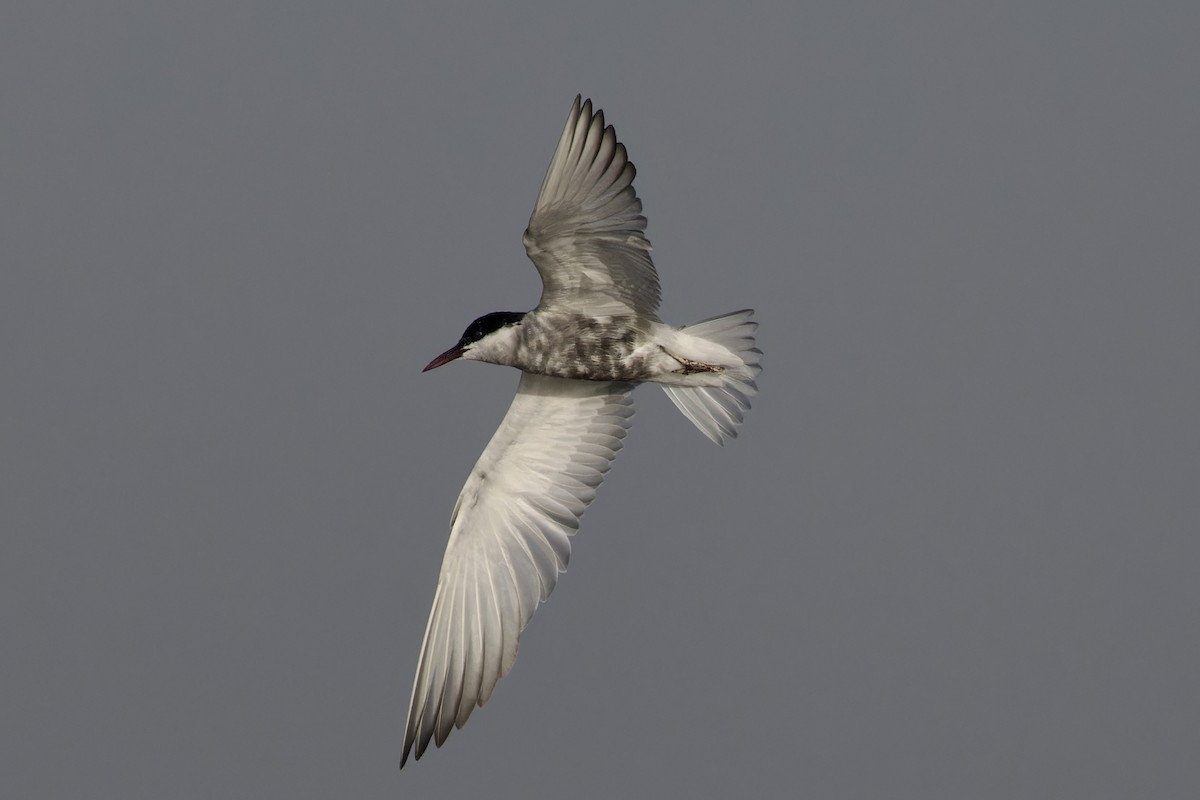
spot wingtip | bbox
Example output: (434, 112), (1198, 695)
(400, 722), (422, 769)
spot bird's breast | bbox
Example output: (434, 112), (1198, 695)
(514, 314), (654, 382)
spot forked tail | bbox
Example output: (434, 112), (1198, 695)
(661, 309), (761, 445)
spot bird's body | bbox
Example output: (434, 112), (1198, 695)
(453, 310), (733, 384)
(402, 96), (761, 766)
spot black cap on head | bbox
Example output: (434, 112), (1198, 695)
(458, 311), (526, 347)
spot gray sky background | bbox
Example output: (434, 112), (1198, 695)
(3, 2), (1198, 798)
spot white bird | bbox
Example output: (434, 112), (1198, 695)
(401, 96), (761, 766)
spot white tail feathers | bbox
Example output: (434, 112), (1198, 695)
(661, 309), (761, 445)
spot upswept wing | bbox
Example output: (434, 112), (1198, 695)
(523, 96), (661, 317)
(401, 374), (635, 765)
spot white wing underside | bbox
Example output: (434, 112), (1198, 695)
(523, 96), (661, 318)
(401, 373), (635, 765)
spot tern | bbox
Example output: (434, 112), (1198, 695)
(402, 96), (761, 766)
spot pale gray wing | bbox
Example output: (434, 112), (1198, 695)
(401, 374), (635, 766)
(523, 96), (662, 318)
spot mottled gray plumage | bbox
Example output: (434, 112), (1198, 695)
(514, 313), (649, 381)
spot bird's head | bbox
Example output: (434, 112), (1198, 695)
(423, 311), (527, 371)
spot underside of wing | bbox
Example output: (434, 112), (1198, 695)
(523, 96), (661, 318)
(401, 374), (635, 766)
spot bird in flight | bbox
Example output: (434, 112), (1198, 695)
(402, 96), (761, 766)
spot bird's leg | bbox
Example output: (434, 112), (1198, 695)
(665, 350), (725, 376)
